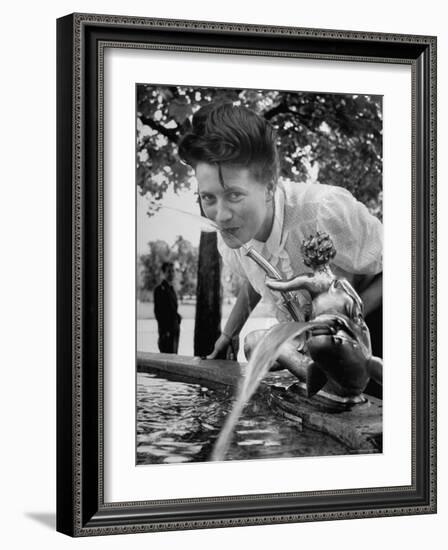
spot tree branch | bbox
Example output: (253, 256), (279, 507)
(263, 102), (291, 121)
(139, 115), (179, 143)
(263, 101), (328, 140)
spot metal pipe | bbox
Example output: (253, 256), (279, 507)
(244, 247), (304, 322)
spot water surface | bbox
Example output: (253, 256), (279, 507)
(137, 372), (350, 464)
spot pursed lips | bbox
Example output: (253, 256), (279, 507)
(220, 227), (240, 235)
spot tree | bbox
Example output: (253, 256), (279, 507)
(138, 240), (172, 298)
(139, 237), (199, 300)
(193, 232), (222, 357)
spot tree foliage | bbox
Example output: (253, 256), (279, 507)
(138, 237), (198, 301)
(136, 85), (383, 218)
(138, 240), (171, 293)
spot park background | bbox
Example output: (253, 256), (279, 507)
(0, 1), (446, 549)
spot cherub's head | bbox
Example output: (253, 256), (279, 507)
(301, 231), (336, 269)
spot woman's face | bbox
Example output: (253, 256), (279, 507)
(195, 163), (274, 249)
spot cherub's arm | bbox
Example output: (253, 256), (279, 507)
(335, 278), (364, 317)
(266, 273), (331, 298)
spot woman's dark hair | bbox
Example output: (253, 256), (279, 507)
(178, 101), (279, 186)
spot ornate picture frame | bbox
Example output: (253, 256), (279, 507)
(56, 13), (436, 536)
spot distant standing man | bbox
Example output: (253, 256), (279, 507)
(154, 262), (181, 354)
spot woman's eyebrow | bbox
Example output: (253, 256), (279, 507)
(224, 185), (246, 192)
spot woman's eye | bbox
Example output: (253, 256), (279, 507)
(200, 194), (214, 204)
(228, 192), (243, 201)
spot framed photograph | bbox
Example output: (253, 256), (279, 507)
(57, 13), (437, 536)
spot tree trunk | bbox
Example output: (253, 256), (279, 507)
(194, 232), (222, 356)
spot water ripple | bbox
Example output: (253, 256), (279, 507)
(137, 372), (349, 465)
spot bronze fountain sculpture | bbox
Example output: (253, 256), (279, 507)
(264, 231), (383, 399)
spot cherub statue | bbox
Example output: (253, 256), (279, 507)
(262, 231), (383, 398)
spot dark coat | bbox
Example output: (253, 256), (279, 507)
(153, 280), (181, 333)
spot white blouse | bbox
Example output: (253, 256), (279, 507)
(217, 179), (383, 321)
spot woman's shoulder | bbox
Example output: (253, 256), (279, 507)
(280, 179), (353, 206)
(279, 180), (354, 208)
(280, 180), (354, 230)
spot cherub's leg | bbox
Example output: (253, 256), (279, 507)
(368, 356), (383, 385)
(244, 330), (311, 378)
(276, 340), (312, 381)
(243, 329), (270, 360)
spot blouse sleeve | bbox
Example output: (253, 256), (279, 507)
(316, 185), (383, 275)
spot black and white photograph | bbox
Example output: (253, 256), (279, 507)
(52, 7), (436, 540)
(1, 0), (443, 545)
(136, 85), (384, 465)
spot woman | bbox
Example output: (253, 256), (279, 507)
(178, 101), (383, 370)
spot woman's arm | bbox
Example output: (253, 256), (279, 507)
(223, 279), (261, 338)
(207, 279), (260, 359)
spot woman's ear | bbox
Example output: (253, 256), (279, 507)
(265, 182), (275, 201)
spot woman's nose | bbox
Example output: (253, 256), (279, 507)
(215, 201), (233, 225)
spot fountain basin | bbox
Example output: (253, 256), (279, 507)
(138, 352), (244, 390)
(137, 352), (382, 459)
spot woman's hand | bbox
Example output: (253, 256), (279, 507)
(206, 333), (238, 360)
(205, 280), (259, 361)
